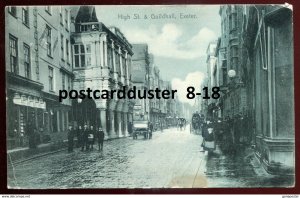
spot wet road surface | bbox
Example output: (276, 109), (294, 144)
(8, 126), (294, 188)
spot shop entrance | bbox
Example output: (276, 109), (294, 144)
(73, 99), (99, 128)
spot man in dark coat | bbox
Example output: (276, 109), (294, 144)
(128, 122), (133, 136)
(28, 127), (37, 149)
(82, 124), (89, 151)
(77, 125), (83, 149)
(96, 127), (105, 151)
(67, 124), (74, 152)
(149, 122), (153, 139)
(88, 125), (95, 150)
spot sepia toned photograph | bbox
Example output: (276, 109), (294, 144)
(5, 5), (294, 189)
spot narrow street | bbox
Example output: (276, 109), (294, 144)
(8, 126), (294, 189)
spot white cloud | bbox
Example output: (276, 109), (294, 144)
(123, 24), (217, 60)
(171, 71), (206, 106)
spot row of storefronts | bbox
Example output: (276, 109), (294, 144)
(6, 6), (136, 149)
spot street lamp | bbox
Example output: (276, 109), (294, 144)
(228, 69), (243, 86)
(228, 69), (236, 78)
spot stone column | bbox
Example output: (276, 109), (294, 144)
(94, 41), (101, 67)
(99, 109), (109, 140)
(100, 34), (106, 67)
(109, 110), (116, 139)
(116, 111), (121, 137)
(124, 112), (128, 137)
(111, 40), (118, 81)
(118, 46), (123, 77)
(103, 35), (108, 67)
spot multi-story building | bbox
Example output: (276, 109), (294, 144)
(218, 5), (246, 119)
(70, 6), (134, 138)
(206, 41), (218, 120)
(148, 54), (160, 124)
(242, 5), (294, 174)
(200, 77), (209, 116)
(6, 6), (73, 149)
(131, 44), (150, 123)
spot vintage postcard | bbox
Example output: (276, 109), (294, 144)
(6, 5), (294, 188)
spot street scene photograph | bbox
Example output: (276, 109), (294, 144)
(5, 5), (294, 188)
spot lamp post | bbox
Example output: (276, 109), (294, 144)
(228, 69), (237, 117)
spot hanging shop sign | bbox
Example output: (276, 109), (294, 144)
(13, 92), (46, 109)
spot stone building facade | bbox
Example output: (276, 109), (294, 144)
(242, 5), (294, 174)
(218, 5), (247, 119)
(70, 6), (134, 138)
(6, 6), (73, 149)
(131, 44), (150, 122)
(214, 5), (294, 174)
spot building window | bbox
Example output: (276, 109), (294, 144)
(8, 6), (17, 17)
(9, 35), (18, 74)
(229, 13), (237, 31)
(22, 7), (29, 27)
(23, 44), (31, 79)
(60, 6), (63, 25)
(65, 9), (69, 30)
(61, 34), (64, 61)
(108, 45), (112, 70)
(231, 46), (238, 57)
(115, 50), (120, 74)
(122, 55), (126, 76)
(62, 73), (65, 90)
(48, 66), (54, 91)
(46, 25), (52, 57)
(73, 44), (91, 68)
(66, 39), (70, 63)
(45, 6), (51, 15)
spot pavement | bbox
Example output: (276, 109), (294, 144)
(7, 125), (295, 189)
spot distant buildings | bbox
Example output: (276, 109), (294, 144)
(131, 44), (187, 128)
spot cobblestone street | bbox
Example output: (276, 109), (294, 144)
(8, 126), (294, 189)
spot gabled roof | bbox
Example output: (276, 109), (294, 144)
(75, 6), (98, 23)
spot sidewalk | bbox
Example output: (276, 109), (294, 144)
(7, 140), (68, 165)
(7, 135), (129, 165)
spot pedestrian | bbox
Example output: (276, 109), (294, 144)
(233, 114), (242, 146)
(87, 125), (94, 151)
(88, 125), (95, 150)
(149, 122), (153, 139)
(19, 130), (24, 147)
(200, 121), (208, 151)
(28, 127), (37, 149)
(96, 126), (105, 151)
(77, 125), (83, 149)
(67, 124), (74, 152)
(82, 124), (89, 151)
(128, 122), (133, 136)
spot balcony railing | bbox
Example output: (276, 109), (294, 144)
(75, 22), (105, 33)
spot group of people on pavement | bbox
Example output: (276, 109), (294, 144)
(200, 113), (253, 153)
(67, 124), (105, 153)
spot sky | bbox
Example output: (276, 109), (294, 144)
(96, 5), (221, 105)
